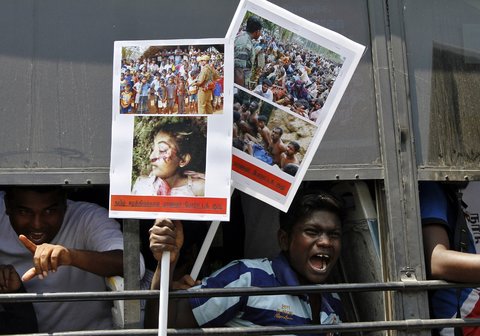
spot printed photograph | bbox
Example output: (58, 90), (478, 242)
(234, 11), (345, 124)
(131, 116), (207, 197)
(233, 90), (316, 177)
(119, 44), (224, 115)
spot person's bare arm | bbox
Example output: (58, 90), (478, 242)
(260, 128), (272, 148)
(144, 219), (198, 329)
(280, 152), (287, 169)
(423, 224), (480, 282)
(19, 235), (123, 281)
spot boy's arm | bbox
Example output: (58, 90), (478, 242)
(144, 219), (199, 329)
(144, 261), (198, 328)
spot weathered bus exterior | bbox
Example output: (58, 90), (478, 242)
(1, 1), (479, 334)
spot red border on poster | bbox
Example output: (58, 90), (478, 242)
(110, 195), (227, 214)
(232, 155), (291, 196)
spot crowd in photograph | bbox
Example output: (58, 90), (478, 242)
(235, 16), (343, 123)
(120, 46), (224, 114)
(233, 93), (301, 177)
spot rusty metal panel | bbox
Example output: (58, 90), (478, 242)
(404, 0), (480, 178)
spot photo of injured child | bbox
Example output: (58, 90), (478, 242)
(131, 116), (207, 196)
(232, 91), (316, 177)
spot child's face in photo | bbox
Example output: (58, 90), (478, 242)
(280, 210), (341, 285)
(149, 131), (183, 179)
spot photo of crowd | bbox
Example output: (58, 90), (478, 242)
(234, 12), (345, 124)
(130, 116), (207, 197)
(119, 44), (224, 115)
(233, 91), (316, 177)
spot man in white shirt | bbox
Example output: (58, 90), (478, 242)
(253, 78), (274, 101)
(0, 186), (126, 332)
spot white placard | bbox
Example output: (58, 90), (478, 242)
(228, 0), (365, 212)
(109, 39), (233, 221)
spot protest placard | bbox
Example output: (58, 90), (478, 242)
(229, 0), (365, 211)
(109, 39), (233, 221)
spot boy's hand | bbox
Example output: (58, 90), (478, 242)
(149, 218), (183, 264)
(172, 274), (201, 290)
(0, 264), (22, 293)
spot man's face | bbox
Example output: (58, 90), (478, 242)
(262, 83), (269, 93)
(5, 189), (66, 245)
(286, 143), (297, 156)
(279, 210), (341, 284)
(271, 128), (281, 141)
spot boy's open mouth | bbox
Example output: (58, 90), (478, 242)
(310, 254), (331, 272)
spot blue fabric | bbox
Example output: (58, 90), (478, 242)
(189, 253), (342, 334)
(419, 181), (477, 335)
(252, 143), (273, 165)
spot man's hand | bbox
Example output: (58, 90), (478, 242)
(0, 264), (22, 293)
(19, 234), (72, 281)
(149, 218), (183, 264)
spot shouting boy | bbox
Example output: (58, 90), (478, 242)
(145, 190), (344, 333)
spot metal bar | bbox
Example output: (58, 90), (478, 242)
(123, 219), (142, 328)
(417, 168), (480, 182)
(0, 168), (110, 185)
(9, 318), (480, 336)
(368, 0), (430, 334)
(304, 165), (384, 181)
(1, 280), (479, 303)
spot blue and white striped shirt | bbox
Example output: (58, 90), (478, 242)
(189, 253), (343, 334)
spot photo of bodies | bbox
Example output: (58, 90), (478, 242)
(120, 44), (224, 115)
(234, 12), (345, 124)
(131, 116), (207, 196)
(233, 90), (316, 177)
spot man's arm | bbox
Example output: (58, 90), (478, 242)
(19, 235), (123, 281)
(423, 224), (480, 282)
(260, 128), (272, 148)
(0, 265), (38, 334)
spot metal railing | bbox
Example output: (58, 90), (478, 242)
(2, 280), (480, 335)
